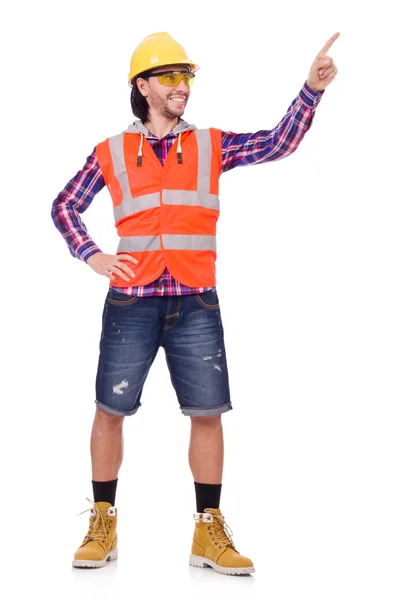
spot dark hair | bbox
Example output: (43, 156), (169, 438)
(130, 84), (149, 122)
(130, 69), (152, 122)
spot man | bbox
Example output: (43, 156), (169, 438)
(51, 31), (339, 575)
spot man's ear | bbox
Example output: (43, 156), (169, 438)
(136, 78), (148, 98)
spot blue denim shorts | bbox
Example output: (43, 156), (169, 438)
(95, 288), (232, 417)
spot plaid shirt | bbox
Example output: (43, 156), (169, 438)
(51, 81), (324, 296)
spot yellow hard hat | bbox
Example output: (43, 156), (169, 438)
(128, 32), (199, 86)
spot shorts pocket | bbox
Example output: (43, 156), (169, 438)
(106, 288), (138, 306)
(194, 289), (220, 310)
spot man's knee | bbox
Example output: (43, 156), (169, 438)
(190, 414), (222, 428)
(93, 406), (125, 428)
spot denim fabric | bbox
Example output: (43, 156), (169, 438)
(95, 288), (232, 417)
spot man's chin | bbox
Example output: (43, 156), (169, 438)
(164, 108), (185, 119)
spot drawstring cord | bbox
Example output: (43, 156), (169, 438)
(136, 131), (183, 166)
(177, 132), (183, 164)
(137, 132), (143, 166)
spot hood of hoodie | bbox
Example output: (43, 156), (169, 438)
(124, 118), (197, 137)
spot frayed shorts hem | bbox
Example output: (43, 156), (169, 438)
(180, 402), (233, 417)
(95, 400), (141, 417)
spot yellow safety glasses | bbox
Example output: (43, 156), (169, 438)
(150, 71), (195, 88)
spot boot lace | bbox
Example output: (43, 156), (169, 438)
(205, 509), (236, 549)
(77, 498), (109, 544)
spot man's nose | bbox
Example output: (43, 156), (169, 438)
(175, 79), (189, 93)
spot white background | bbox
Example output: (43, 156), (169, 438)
(2, 0), (396, 598)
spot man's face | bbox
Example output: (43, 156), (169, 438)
(137, 64), (192, 119)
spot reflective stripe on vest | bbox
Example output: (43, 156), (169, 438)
(114, 192), (160, 221)
(162, 234), (216, 251)
(109, 134), (161, 222)
(162, 190), (219, 210)
(162, 129), (219, 210)
(117, 234), (216, 253)
(109, 129), (219, 222)
(118, 236), (162, 252)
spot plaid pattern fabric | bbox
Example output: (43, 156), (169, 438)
(51, 81), (324, 296)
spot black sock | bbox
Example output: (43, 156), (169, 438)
(194, 482), (222, 513)
(92, 479), (118, 506)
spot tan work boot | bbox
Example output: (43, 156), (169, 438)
(189, 508), (255, 575)
(72, 498), (118, 568)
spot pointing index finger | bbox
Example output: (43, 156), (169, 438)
(317, 32), (340, 59)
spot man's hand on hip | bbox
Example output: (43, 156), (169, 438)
(86, 252), (138, 283)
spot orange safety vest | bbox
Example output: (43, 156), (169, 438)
(96, 123), (222, 288)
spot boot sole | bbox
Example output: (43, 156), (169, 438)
(72, 548), (118, 568)
(189, 553), (255, 575)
